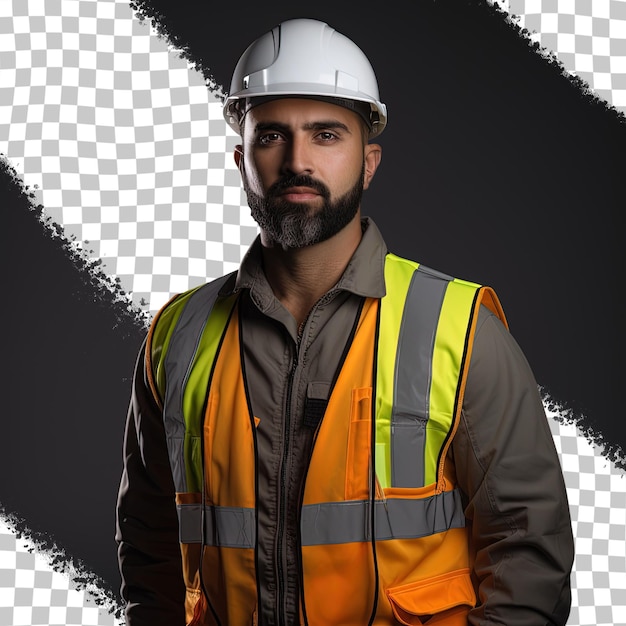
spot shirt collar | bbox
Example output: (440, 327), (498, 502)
(219, 216), (388, 302)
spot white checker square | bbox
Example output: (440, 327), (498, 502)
(169, 67), (191, 89)
(543, 12), (560, 31)
(83, 220), (104, 240)
(171, 239), (190, 257)
(170, 274), (194, 294)
(136, 239), (156, 256)
(149, 292), (174, 312)
(208, 101), (225, 119)
(612, 89), (626, 106)
(593, 36), (612, 56)
(595, 0), (612, 19)
(132, 70), (152, 91)
(207, 169), (226, 186)
(118, 222), (138, 240)
(152, 257), (172, 274)
(575, 566), (594, 588)
(610, 506), (626, 527)
(559, 32), (577, 51)
(99, 239), (119, 257)
(223, 222), (248, 245)
(0, 591), (15, 613)
(32, 586), (52, 606)
(574, 13), (594, 35)
(596, 70), (617, 88)
(62, 29), (79, 50)
(115, 256), (136, 275)
(131, 274), (154, 293)
(574, 52), (594, 71)
(206, 240), (225, 259)
(609, 17), (626, 39)
(611, 55), (626, 72)
(556, 0), (575, 13)
(223, 186), (243, 206)
(0, 35), (16, 54)
(188, 257), (209, 276)
(224, 260), (242, 274)
(13, 607), (35, 626)
(98, 174), (119, 191)
(189, 185), (212, 203)
(29, 30), (47, 50)
(13, 85), (33, 107)
(47, 46), (64, 66)
(50, 606), (71, 624)
(15, 566), (36, 587)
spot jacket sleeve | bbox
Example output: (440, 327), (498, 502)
(115, 338), (186, 626)
(453, 308), (575, 625)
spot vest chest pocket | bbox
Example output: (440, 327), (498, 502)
(386, 568), (476, 625)
(345, 386), (372, 500)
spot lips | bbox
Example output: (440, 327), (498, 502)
(271, 175), (329, 196)
(278, 187), (321, 201)
(280, 186), (319, 195)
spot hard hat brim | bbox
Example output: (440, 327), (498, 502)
(224, 86), (387, 138)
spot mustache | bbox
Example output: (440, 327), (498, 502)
(267, 175), (330, 199)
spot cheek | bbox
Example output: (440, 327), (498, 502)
(246, 152), (279, 191)
(239, 159), (264, 194)
(328, 156), (365, 191)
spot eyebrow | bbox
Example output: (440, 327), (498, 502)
(253, 120), (352, 134)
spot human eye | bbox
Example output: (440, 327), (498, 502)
(257, 131), (284, 145)
(316, 130), (339, 142)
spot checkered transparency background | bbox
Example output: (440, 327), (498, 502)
(0, 0), (624, 624)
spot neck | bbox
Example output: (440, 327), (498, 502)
(260, 215), (363, 326)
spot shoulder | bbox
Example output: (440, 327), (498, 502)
(464, 305), (541, 423)
(152, 272), (238, 333)
(146, 271), (238, 401)
(471, 306), (532, 379)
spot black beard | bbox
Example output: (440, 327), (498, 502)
(244, 165), (364, 250)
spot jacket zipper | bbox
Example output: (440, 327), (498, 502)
(277, 294), (345, 624)
(277, 344), (299, 626)
(295, 298), (366, 625)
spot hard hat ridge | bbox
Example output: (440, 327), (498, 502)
(223, 18), (387, 137)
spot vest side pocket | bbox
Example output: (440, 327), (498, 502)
(386, 568), (476, 625)
(345, 386), (372, 500)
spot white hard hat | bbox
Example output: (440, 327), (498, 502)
(223, 18), (388, 138)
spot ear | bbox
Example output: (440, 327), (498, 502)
(234, 145), (244, 170)
(362, 143), (382, 191)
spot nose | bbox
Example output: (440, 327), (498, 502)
(281, 134), (314, 176)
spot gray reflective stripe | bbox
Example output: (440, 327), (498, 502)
(177, 490), (463, 547)
(392, 265), (451, 488)
(178, 503), (256, 548)
(302, 488), (464, 545)
(162, 274), (232, 492)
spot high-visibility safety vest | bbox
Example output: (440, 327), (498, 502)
(146, 253), (507, 626)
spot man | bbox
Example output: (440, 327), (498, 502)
(116, 17), (574, 626)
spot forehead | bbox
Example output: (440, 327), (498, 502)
(244, 97), (364, 133)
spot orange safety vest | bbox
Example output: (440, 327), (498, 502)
(146, 253), (507, 625)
